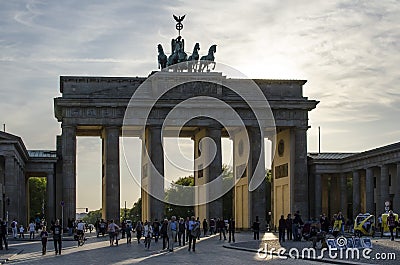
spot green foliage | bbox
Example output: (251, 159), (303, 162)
(165, 175), (194, 219)
(28, 177), (47, 221)
(82, 209), (102, 224)
(127, 198), (142, 222)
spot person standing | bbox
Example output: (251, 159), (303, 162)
(209, 218), (215, 235)
(286, 214), (293, 240)
(11, 219), (18, 239)
(51, 219), (62, 255)
(202, 219), (208, 237)
(28, 220), (36, 239)
(387, 211), (397, 241)
(0, 219), (8, 250)
(188, 216), (199, 252)
(19, 225), (25, 238)
(228, 218), (235, 243)
(160, 219), (169, 250)
(178, 218), (186, 246)
(152, 219), (160, 243)
(167, 216), (178, 252)
(217, 218), (226, 240)
(252, 216), (260, 240)
(40, 226), (49, 255)
(278, 215), (286, 242)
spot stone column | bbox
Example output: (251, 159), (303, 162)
(102, 126), (120, 222)
(207, 125), (223, 219)
(314, 173), (322, 218)
(339, 173), (347, 217)
(394, 163), (400, 210)
(248, 127), (266, 228)
(55, 135), (63, 220)
(61, 125), (76, 228)
(352, 170), (360, 218)
(4, 156), (17, 221)
(365, 168), (374, 214)
(293, 127), (309, 219)
(141, 126), (165, 221)
(380, 164), (389, 214)
(47, 172), (56, 223)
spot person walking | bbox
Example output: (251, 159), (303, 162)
(188, 216), (199, 252)
(228, 218), (235, 243)
(143, 221), (153, 249)
(252, 216), (260, 240)
(286, 214), (293, 240)
(160, 219), (169, 250)
(28, 220), (36, 239)
(125, 222), (132, 244)
(167, 216), (178, 252)
(40, 226), (49, 255)
(135, 221), (143, 244)
(278, 215), (286, 242)
(51, 219), (62, 255)
(108, 220), (120, 246)
(0, 219), (8, 250)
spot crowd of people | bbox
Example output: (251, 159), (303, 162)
(93, 216), (238, 252)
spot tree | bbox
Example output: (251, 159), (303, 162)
(28, 177), (47, 221)
(82, 209), (102, 225)
(221, 165), (234, 219)
(164, 176), (194, 218)
(128, 198), (142, 222)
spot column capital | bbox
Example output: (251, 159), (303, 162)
(61, 124), (76, 129)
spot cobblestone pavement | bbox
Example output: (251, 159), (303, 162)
(1, 232), (322, 265)
(2, 231), (398, 265)
(225, 232), (400, 265)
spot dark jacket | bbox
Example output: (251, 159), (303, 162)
(228, 219), (235, 231)
(279, 218), (286, 229)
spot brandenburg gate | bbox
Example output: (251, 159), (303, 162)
(54, 71), (318, 228)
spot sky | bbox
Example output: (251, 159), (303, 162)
(1, 0), (399, 211)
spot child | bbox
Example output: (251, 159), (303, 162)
(19, 225), (25, 238)
(40, 226), (49, 255)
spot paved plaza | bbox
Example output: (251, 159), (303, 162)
(0, 232), (398, 265)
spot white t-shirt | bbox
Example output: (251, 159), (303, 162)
(29, 223), (35, 232)
(77, 222), (85, 231)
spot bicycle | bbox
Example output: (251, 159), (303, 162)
(75, 231), (86, 246)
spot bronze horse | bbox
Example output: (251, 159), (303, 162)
(199, 45), (217, 72)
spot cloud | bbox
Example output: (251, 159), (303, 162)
(1, 0), (399, 207)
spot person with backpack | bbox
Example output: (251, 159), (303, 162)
(135, 221), (143, 244)
(188, 216), (200, 252)
(11, 219), (18, 239)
